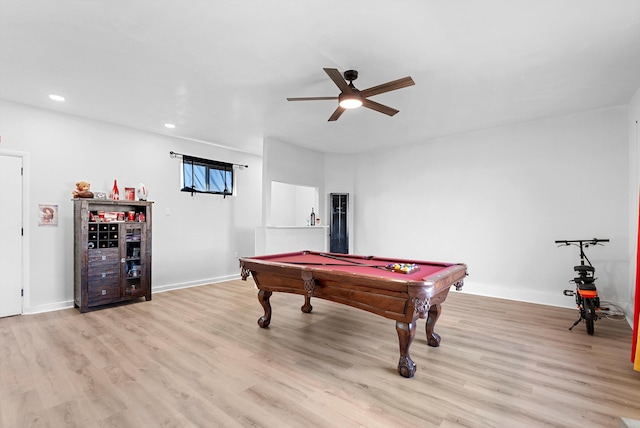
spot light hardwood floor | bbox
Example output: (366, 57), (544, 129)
(1, 279), (639, 427)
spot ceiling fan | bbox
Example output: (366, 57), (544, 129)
(287, 68), (415, 121)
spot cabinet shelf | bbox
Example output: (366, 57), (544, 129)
(74, 199), (153, 313)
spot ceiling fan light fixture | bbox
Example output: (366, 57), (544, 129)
(339, 92), (363, 109)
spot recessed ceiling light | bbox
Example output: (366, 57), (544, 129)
(49, 94), (65, 102)
(164, 123), (176, 129)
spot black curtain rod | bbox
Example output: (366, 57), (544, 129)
(169, 151), (248, 168)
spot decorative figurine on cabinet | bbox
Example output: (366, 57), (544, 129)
(137, 183), (148, 201)
(72, 181), (94, 199)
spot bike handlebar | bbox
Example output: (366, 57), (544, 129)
(554, 238), (609, 245)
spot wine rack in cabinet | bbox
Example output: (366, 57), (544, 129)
(73, 199), (153, 312)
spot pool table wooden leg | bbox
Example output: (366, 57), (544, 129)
(301, 295), (313, 313)
(395, 320), (417, 378)
(425, 303), (442, 347)
(257, 290), (272, 328)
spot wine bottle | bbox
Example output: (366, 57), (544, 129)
(310, 208), (315, 226)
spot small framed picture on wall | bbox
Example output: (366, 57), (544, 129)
(39, 204), (58, 226)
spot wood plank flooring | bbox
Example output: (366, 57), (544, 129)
(1, 279), (639, 427)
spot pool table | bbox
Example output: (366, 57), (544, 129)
(239, 250), (467, 378)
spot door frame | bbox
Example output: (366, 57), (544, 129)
(0, 149), (30, 315)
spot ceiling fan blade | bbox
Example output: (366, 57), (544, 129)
(328, 106), (346, 121)
(360, 76), (415, 98)
(362, 99), (399, 116)
(324, 68), (351, 93)
(287, 96), (338, 101)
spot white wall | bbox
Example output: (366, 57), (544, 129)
(629, 88), (640, 322)
(0, 100), (262, 313)
(257, 138), (328, 254)
(325, 107), (630, 309)
(262, 138), (325, 224)
(3, 98), (633, 314)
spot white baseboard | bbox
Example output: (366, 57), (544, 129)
(21, 274), (242, 315)
(620, 417), (640, 428)
(23, 300), (74, 314)
(152, 274), (241, 294)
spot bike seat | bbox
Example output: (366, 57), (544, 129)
(578, 282), (597, 291)
(574, 265), (594, 273)
(575, 278), (597, 289)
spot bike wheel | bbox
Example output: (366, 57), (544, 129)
(584, 298), (596, 335)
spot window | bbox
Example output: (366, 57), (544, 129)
(181, 155), (233, 197)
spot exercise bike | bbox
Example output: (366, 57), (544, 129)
(555, 238), (609, 335)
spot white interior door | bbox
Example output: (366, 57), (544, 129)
(0, 155), (23, 317)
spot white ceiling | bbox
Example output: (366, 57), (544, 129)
(2, 1), (640, 156)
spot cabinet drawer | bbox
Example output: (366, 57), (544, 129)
(87, 281), (120, 306)
(89, 248), (119, 264)
(88, 260), (119, 276)
(88, 266), (119, 285)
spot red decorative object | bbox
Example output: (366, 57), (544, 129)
(633, 193), (640, 370)
(110, 179), (120, 200)
(125, 187), (135, 201)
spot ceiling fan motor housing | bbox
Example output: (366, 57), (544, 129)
(343, 70), (358, 82)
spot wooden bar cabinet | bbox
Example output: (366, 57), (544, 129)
(73, 199), (152, 312)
